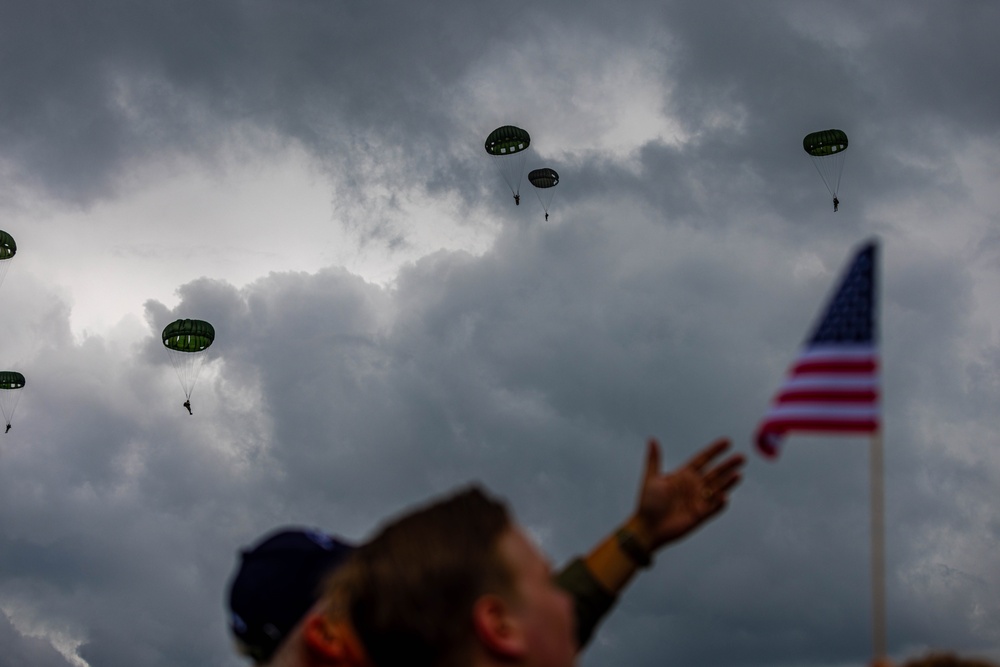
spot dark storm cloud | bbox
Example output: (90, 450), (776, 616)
(0, 307), (260, 667)
(2, 1), (993, 252)
(2, 208), (998, 667)
(0, 0), (555, 206)
(858, 3), (1000, 134)
(1, 1), (998, 666)
(134, 215), (994, 667)
(557, 2), (1000, 236)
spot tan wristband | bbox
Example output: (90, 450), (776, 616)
(615, 527), (652, 568)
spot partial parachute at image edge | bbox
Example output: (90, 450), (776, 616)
(0, 370), (25, 431)
(0, 371), (25, 390)
(0, 230), (16, 289)
(0, 230), (15, 260)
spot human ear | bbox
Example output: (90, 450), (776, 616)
(303, 614), (369, 666)
(472, 595), (525, 659)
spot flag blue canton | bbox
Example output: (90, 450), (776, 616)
(808, 243), (876, 344)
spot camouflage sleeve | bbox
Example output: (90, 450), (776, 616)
(553, 557), (618, 649)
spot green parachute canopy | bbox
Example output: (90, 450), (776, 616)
(0, 371), (25, 427)
(0, 371), (25, 390)
(485, 126), (531, 200)
(162, 319), (215, 399)
(803, 129), (849, 157)
(0, 230), (15, 261)
(162, 319), (215, 352)
(485, 125), (531, 156)
(528, 168), (559, 217)
(803, 129), (849, 199)
(0, 230), (16, 289)
(528, 168), (559, 189)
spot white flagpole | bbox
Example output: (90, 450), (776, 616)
(870, 430), (886, 659)
(871, 238), (886, 660)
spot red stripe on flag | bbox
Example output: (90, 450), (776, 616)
(775, 389), (879, 403)
(791, 359), (878, 374)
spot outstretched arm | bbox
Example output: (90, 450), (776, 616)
(558, 437), (745, 648)
(588, 437), (744, 591)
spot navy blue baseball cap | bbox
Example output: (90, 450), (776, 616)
(227, 527), (355, 663)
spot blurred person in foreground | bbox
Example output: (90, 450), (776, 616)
(228, 437), (745, 667)
(344, 485), (572, 667)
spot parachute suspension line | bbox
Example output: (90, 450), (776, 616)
(0, 259), (12, 290)
(166, 352), (198, 400)
(833, 153), (845, 196)
(810, 151), (847, 198)
(1, 390), (22, 426)
(533, 187), (547, 213)
(811, 158), (835, 198)
(488, 150), (529, 198)
(490, 157), (520, 197)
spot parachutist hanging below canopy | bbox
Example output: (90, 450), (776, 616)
(0, 371), (25, 433)
(528, 168), (559, 221)
(803, 129), (849, 210)
(485, 125), (530, 205)
(162, 319), (215, 414)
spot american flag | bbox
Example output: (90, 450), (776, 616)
(755, 241), (879, 458)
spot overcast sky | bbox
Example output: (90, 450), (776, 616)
(0, 2), (998, 667)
